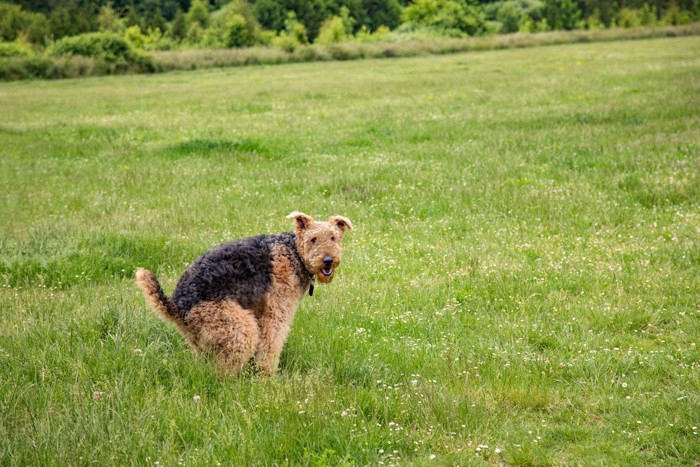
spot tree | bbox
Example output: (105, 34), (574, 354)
(252, 0), (287, 31)
(168, 6), (187, 39)
(0, 1), (50, 44)
(125, 0), (143, 28)
(543, 0), (581, 30)
(402, 0), (486, 36)
(316, 15), (347, 44)
(203, 0), (260, 47)
(362, 0), (402, 30)
(496, 1), (520, 33)
(49, 0), (97, 39)
(98, 3), (125, 33)
(185, 0), (211, 30)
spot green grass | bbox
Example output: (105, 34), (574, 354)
(1, 36), (699, 465)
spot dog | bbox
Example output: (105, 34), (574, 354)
(135, 211), (352, 376)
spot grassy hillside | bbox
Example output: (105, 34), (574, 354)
(1, 35), (699, 465)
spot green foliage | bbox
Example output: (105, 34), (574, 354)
(617, 8), (642, 28)
(253, 0), (287, 32)
(124, 25), (147, 48)
(361, 0), (402, 31)
(272, 12), (308, 52)
(496, 1), (521, 33)
(317, 16), (348, 44)
(585, 8), (605, 30)
(98, 3), (125, 33)
(203, 13), (250, 48)
(662, 2), (691, 25)
(639, 5), (659, 26)
(340, 6), (356, 35)
(0, 40), (32, 57)
(48, 32), (154, 72)
(484, 0), (546, 34)
(401, 0), (487, 36)
(48, 0), (97, 39)
(543, 0), (581, 30)
(185, 0), (210, 30)
(168, 7), (187, 40)
(0, 2), (50, 44)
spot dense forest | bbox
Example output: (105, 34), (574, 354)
(1, 0), (698, 51)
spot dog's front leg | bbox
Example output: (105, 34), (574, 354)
(254, 306), (297, 375)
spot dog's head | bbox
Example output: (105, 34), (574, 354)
(287, 211), (353, 284)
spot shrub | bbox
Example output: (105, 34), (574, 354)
(617, 8), (641, 28)
(185, 0), (210, 30)
(497, 1), (521, 33)
(124, 25), (147, 49)
(272, 12), (308, 52)
(543, 0), (581, 30)
(202, 0), (260, 49)
(50, 32), (129, 62)
(401, 0), (487, 36)
(662, 4), (690, 25)
(316, 16), (347, 44)
(98, 3), (125, 34)
(48, 32), (155, 71)
(639, 5), (658, 26)
(0, 41), (32, 57)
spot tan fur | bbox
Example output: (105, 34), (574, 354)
(136, 212), (352, 377)
(185, 301), (260, 375)
(287, 212), (353, 284)
(254, 244), (306, 374)
(135, 268), (197, 348)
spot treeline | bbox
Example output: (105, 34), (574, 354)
(2, 0), (698, 49)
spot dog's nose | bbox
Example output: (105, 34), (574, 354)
(323, 257), (333, 267)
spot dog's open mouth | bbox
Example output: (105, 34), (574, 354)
(321, 267), (333, 277)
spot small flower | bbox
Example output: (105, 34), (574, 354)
(134, 348), (143, 356)
(193, 394), (201, 402)
(428, 454), (436, 460)
(495, 448), (502, 454)
(93, 391), (103, 400)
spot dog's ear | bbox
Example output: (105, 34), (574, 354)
(287, 211), (314, 233)
(328, 215), (353, 236)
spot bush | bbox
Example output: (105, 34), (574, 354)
(0, 41), (32, 57)
(202, 0), (260, 49)
(662, 4), (690, 25)
(0, 55), (52, 79)
(316, 16), (347, 44)
(401, 0), (487, 36)
(617, 8), (641, 28)
(49, 32), (154, 70)
(272, 12), (308, 52)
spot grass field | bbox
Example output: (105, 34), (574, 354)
(1, 35), (699, 465)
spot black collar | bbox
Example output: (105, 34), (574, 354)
(290, 233), (316, 296)
(308, 275), (315, 296)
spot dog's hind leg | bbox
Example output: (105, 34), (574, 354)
(187, 301), (260, 377)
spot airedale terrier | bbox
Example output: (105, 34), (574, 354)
(135, 212), (352, 376)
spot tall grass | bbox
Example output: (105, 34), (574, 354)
(1, 36), (699, 465)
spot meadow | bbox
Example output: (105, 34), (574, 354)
(1, 35), (699, 465)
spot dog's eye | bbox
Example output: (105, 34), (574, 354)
(310, 237), (317, 244)
(331, 236), (335, 241)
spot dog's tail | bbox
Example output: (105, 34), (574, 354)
(135, 268), (182, 326)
